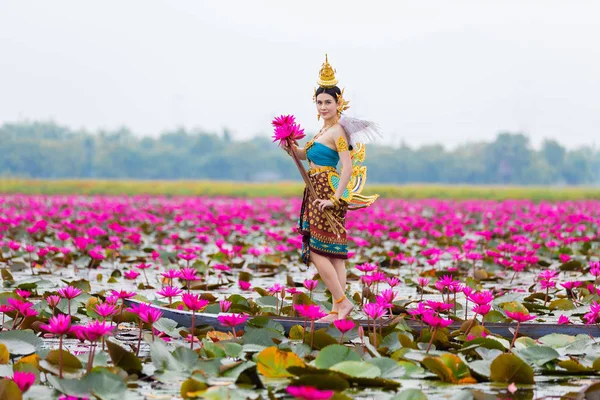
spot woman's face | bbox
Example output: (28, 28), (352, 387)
(316, 93), (337, 122)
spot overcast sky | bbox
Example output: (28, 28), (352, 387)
(1, 1), (599, 149)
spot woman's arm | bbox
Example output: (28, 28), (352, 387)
(293, 145), (307, 160)
(282, 142), (307, 160)
(333, 135), (352, 201)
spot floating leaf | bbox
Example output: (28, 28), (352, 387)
(330, 361), (380, 378)
(311, 329), (339, 350)
(289, 325), (305, 340)
(500, 301), (528, 314)
(45, 349), (83, 373)
(490, 353), (534, 384)
(548, 299), (575, 311)
(0, 270), (14, 282)
(515, 346), (559, 366)
(291, 373), (349, 391)
(0, 379), (22, 400)
(0, 330), (42, 355)
(557, 359), (593, 373)
(180, 377), (207, 399)
(421, 353), (477, 384)
(0, 345), (8, 365)
(367, 357), (406, 379)
(256, 346), (304, 378)
(537, 333), (578, 348)
(106, 339), (142, 375)
(391, 389), (428, 400)
(313, 345), (361, 369)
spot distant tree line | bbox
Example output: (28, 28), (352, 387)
(1, 121), (599, 184)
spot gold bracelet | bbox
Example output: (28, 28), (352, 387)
(329, 195), (340, 207)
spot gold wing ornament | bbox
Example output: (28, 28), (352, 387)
(328, 115), (383, 210)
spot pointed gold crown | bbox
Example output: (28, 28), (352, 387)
(317, 54), (338, 88)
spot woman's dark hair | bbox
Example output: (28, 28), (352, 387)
(315, 85), (341, 101)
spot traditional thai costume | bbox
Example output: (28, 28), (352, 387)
(297, 55), (382, 265)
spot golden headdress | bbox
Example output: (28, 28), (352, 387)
(317, 54), (338, 88)
(314, 54), (350, 116)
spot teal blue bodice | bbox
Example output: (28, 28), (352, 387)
(306, 142), (339, 167)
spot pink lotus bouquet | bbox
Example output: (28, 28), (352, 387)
(271, 114), (305, 146)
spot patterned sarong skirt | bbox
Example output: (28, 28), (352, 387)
(297, 166), (348, 265)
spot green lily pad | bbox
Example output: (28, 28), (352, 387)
(422, 353), (477, 384)
(515, 346), (559, 366)
(313, 345), (361, 369)
(291, 373), (350, 391)
(367, 357), (406, 379)
(256, 346), (304, 378)
(0, 330), (42, 355)
(391, 389), (427, 400)
(558, 359), (594, 373)
(330, 361), (380, 378)
(0, 379), (22, 400)
(106, 339), (142, 375)
(180, 377), (207, 399)
(490, 353), (534, 384)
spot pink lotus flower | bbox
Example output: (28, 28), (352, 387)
(272, 114), (295, 127)
(40, 314), (71, 378)
(417, 277), (430, 287)
(506, 311), (536, 350)
(303, 279), (318, 291)
(294, 304), (327, 321)
(138, 306), (162, 323)
(58, 286), (82, 300)
(425, 300), (453, 313)
(94, 303), (117, 319)
(12, 371), (35, 393)
(469, 290), (494, 305)
(472, 304), (491, 315)
(363, 303), (387, 320)
(422, 310), (453, 329)
(333, 319), (356, 344)
(40, 314), (72, 335)
(77, 320), (114, 342)
(238, 280), (252, 290)
(356, 263), (378, 273)
(271, 119), (305, 146)
(286, 385), (334, 400)
(182, 294), (209, 312)
(220, 300), (232, 313)
(15, 289), (31, 299)
(124, 270), (140, 280)
(46, 295), (61, 308)
(157, 286), (182, 305)
(558, 315), (571, 325)
(584, 301), (600, 324)
(161, 269), (181, 280)
(387, 277), (400, 287)
(217, 313), (248, 336)
(177, 253), (197, 261)
(559, 254), (571, 263)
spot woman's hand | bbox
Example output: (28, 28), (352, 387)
(282, 141), (297, 156)
(313, 198), (333, 211)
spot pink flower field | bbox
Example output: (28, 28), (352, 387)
(1, 194), (600, 399)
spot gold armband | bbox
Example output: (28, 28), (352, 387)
(329, 195), (341, 207)
(336, 136), (349, 153)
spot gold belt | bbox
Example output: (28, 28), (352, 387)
(308, 166), (337, 176)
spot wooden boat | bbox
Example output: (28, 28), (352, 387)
(125, 299), (600, 339)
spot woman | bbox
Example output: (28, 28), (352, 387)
(283, 55), (380, 322)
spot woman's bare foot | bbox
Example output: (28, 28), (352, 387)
(337, 299), (354, 320)
(316, 312), (338, 323)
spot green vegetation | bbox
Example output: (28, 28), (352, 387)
(1, 121), (599, 185)
(2, 178), (600, 200)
